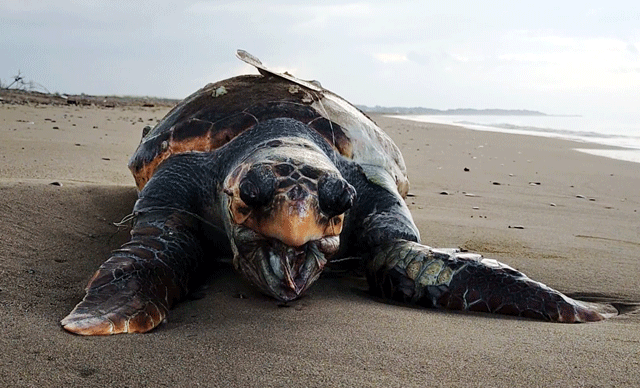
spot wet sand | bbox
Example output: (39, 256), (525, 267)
(1, 103), (638, 387)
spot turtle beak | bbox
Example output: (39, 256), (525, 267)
(264, 241), (328, 300)
(230, 226), (339, 301)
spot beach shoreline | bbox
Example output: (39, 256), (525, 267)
(390, 113), (640, 164)
(1, 103), (638, 387)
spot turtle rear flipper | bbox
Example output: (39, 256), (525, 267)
(62, 210), (203, 335)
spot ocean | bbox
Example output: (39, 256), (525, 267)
(391, 114), (640, 164)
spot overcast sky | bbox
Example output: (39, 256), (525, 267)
(2, 1), (639, 116)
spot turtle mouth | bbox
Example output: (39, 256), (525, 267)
(230, 225), (339, 301)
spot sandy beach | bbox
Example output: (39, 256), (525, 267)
(1, 101), (638, 387)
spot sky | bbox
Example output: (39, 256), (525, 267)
(1, 1), (639, 117)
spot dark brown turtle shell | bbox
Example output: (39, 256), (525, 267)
(128, 57), (408, 196)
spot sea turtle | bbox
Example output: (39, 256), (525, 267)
(61, 50), (615, 335)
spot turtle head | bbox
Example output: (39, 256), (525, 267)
(223, 137), (356, 301)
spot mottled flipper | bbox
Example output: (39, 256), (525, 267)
(367, 240), (617, 322)
(61, 211), (203, 335)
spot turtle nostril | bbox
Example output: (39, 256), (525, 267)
(318, 175), (356, 218)
(287, 184), (308, 201)
(239, 165), (276, 208)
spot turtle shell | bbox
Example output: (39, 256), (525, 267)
(128, 52), (408, 197)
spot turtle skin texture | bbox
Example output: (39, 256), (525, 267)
(61, 78), (614, 335)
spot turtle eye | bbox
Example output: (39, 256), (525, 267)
(239, 165), (277, 208)
(318, 175), (356, 218)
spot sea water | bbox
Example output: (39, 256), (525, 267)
(392, 114), (640, 164)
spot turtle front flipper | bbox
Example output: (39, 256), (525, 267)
(61, 211), (203, 335)
(347, 165), (616, 323)
(367, 240), (617, 322)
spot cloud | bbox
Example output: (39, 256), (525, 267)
(406, 51), (430, 66)
(2, 1), (639, 116)
(475, 32), (640, 91)
(373, 53), (408, 63)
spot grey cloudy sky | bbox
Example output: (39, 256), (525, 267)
(2, 1), (639, 116)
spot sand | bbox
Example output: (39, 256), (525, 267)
(0, 102), (638, 387)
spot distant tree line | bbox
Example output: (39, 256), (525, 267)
(357, 105), (547, 116)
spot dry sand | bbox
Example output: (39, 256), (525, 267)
(0, 102), (638, 387)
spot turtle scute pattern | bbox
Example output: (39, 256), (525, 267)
(128, 76), (356, 191)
